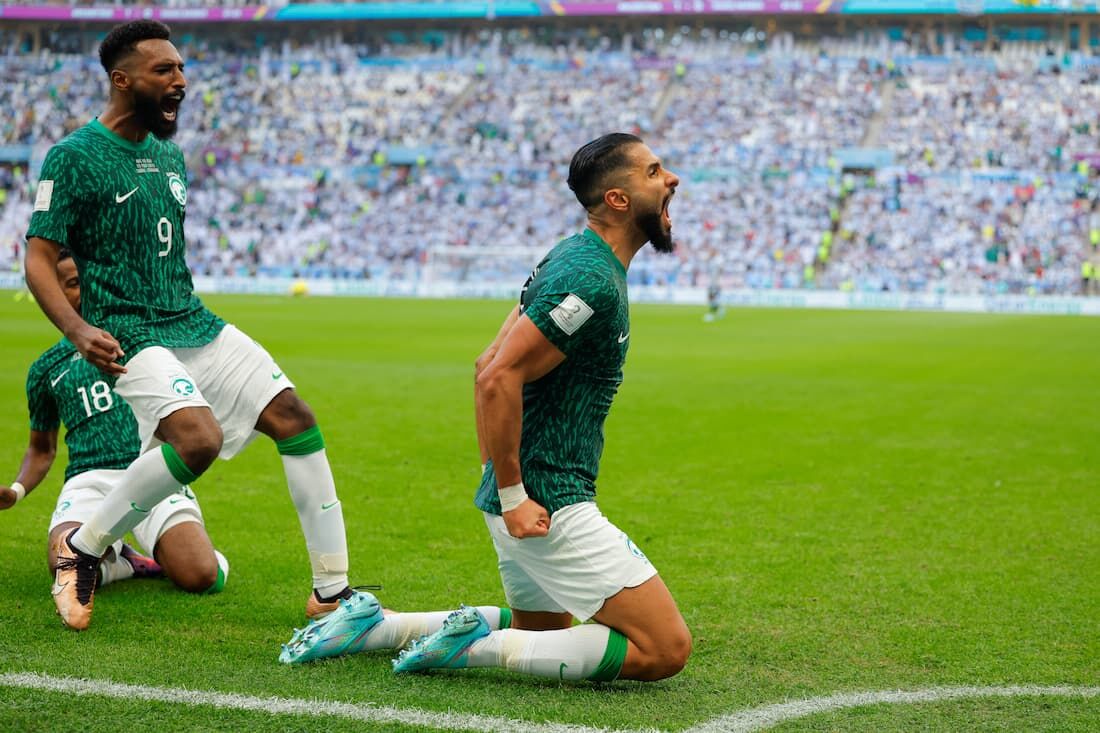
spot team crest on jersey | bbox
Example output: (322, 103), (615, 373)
(171, 377), (195, 397)
(166, 172), (187, 207)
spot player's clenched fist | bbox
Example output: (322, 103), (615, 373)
(503, 499), (550, 539)
(0, 486), (18, 511)
(69, 324), (126, 375)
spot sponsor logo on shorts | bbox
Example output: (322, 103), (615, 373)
(625, 536), (648, 562)
(172, 377), (195, 397)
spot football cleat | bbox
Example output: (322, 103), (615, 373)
(119, 544), (163, 580)
(305, 583), (381, 620)
(280, 590), (383, 664)
(392, 605), (490, 674)
(52, 529), (101, 631)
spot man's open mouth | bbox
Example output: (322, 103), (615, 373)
(161, 93), (184, 121)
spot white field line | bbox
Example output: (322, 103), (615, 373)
(0, 672), (629, 733)
(687, 684), (1100, 733)
(2, 672), (1098, 733)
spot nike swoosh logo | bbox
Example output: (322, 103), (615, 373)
(130, 501), (150, 513)
(50, 369), (70, 387)
(51, 579), (68, 597)
(115, 187), (139, 203)
(168, 498), (184, 504)
(272, 371), (283, 380)
(617, 332), (629, 343)
(321, 501), (339, 511)
(559, 662), (568, 680)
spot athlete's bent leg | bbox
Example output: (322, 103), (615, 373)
(69, 407), (221, 559)
(47, 522), (82, 573)
(592, 575), (692, 681)
(256, 389), (351, 606)
(511, 609), (572, 631)
(154, 521), (219, 593)
(155, 407), (224, 477)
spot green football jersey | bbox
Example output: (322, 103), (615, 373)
(27, 119), (223, 361)
(27, 339), (140, 482)
(476, 228), (630, 516)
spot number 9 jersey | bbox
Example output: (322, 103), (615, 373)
(27, 119), (224, 364)
(26, 339), (141, 482)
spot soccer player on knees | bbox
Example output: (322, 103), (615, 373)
(23, 20), (356, 630)
(2, 249), (228, 608)
(284, 134), (691, 683)
(398, 133), (691, 682)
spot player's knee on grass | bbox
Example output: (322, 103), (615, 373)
(164, 553), (219, 594)
(155, 523), (220, 593)
(631, 625), (693, 681)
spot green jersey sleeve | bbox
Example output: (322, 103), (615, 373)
(27, 145), (86, 247)
(26, 358), (60, 432)
(524, 272), (616, 356)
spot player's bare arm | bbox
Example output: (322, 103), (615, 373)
(475, 304), (521, 465)
(475, 315), (565, 539)
(0, 430), (57, 510)
(25, 238), (125, 375)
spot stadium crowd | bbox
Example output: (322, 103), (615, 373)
(0, 25), (1097, 295)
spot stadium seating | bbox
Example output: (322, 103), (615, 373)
(0, 25), (1095, 294)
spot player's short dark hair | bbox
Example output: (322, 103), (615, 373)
(567, 133), (643, 210)
(58, 248), (72, 262)
(99, 20), (172, 74)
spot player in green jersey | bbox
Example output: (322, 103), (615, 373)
(2, 250), (228, 600)
(285, 134), (692, 683)
(23, 20), (358, 630)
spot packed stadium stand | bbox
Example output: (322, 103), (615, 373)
(2, 9), (1099, 297)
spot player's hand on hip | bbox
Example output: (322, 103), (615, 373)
(503, 499), (551, 539)
(70, 324), (126, 375)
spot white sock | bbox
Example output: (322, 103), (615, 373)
(465, 624), (615, 681)
(282, 449), (349, 597)
(96, 541), (132, 587)
(361, 606), (505, 651)
(71, 449), (184, 557)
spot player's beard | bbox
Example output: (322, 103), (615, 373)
(133, 88), (179, 140)
(637, 210), (674, 253)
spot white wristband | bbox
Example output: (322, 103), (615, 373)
(10, 482), (26, 503)
(498, 482), (528, 512)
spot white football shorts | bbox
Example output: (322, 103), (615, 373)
(113, 324), (295, 460)
(483, 500), (658, 622)
(48, 468), (204, 555)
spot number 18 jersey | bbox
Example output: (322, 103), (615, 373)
(27, 119), (223, 361)
(26, 339), (140, 482)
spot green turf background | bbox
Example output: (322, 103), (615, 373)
(1, 294), (1097, 731)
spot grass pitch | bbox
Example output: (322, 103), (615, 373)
(1, 294), (1097, 732)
